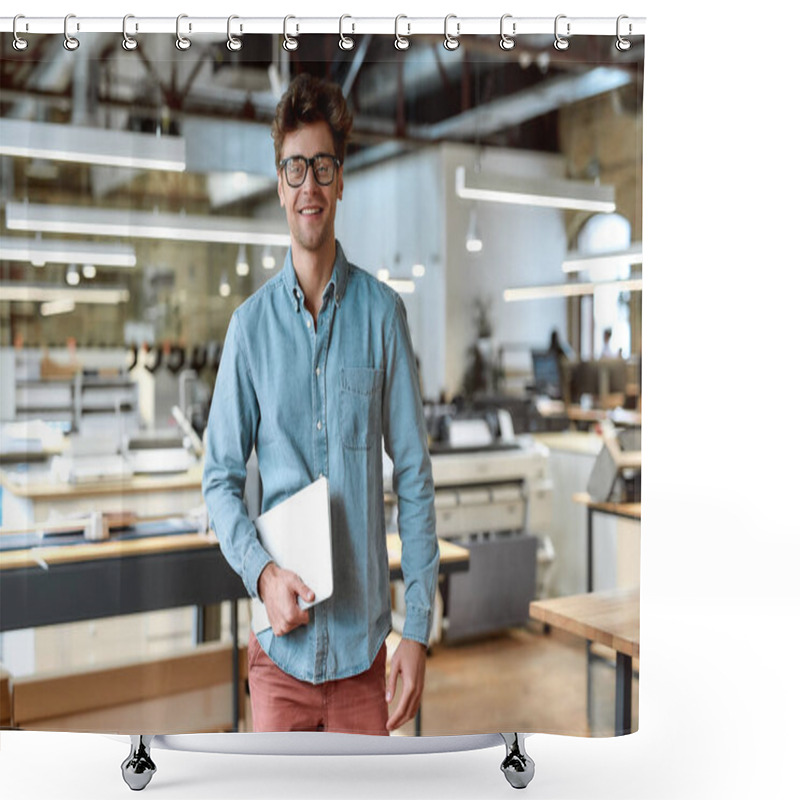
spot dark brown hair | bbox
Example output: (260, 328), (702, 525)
(272, 74), (353, 170)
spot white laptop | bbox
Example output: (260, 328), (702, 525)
(250, 476), (334, 634)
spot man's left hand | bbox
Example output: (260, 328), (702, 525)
(385, 638), (427, 732)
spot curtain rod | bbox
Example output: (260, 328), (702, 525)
(1, 15), (646, 38)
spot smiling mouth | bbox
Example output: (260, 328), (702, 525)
(299, 207), (322, 216)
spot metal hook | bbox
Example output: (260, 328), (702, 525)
(394, 15), (410, 51)
(283, 15), (298, 51)
(283, 15), (300, 50)
(12, 15), (29, 51)
(499, 14), (515, 51)
(616, 15), (632, 51)
(339, 15), (355, 50)
(175, 14), (191, 50)
(63, 13), (80, 51)
(443, 14), (460, 51)
(554, 14), (570, 51)
(227, 15), (242, 51)
(121, 15), (138, 51)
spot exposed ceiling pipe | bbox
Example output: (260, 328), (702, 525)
(341, 34), (372, 99)
(353, 67), (633, 144)
(8, 33), (115, 121)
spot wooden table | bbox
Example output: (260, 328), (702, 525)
(0, 464), (205, 526)
(530, 588), (639, 736)
(567, 406), (642, 429)
(0, 527), (468, 732)
(573, 492), (641, 592)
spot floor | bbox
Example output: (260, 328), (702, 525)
(390, 623), (637, 738)
(4, 605), (637, 738)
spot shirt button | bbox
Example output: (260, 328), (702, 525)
(306, 319), (311, 329)
(316, 420), (322, 430)
(316, 367), (321, 376)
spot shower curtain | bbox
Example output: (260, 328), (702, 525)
(0, 12), (644, 752)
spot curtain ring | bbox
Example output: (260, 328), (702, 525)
(394, 15), (410, 51)
(283, 16), (299, 51)
(12, 15), (29, 51)
(175, 14), (191, 50)
(616, 15), (632, 51)
(121, 15), (138, 51)
(339, 15), (355, 50)
(63, 14), (80, 51)
(499, 14), (515, 51)
(227, 15), (242, 51)
(554, 14), (570, 51)
(443, 14), (459, 51)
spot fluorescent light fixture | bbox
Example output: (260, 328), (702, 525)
(455, 165), (616, 213)
(82, 264), (97, 279)
(6, 202), (292, 248)
(562, 242), (643, 273)
(386, 279), (415, 294)
(0, 283), (130, 304)
(0, 118), (186, 171)
(0, 236), (136, 268)
(411, 262), (426, 278)
(504, 278), (642, 302)
(65, 264), (80, 286)
(262, 247), (276, 270)
(41, 299), (76, 317)
(235, 244), (250, 277)
(466, 207), (483, 253)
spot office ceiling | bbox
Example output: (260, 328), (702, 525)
(1, 31), (644, 209)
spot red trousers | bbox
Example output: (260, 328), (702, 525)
(247, 631), (390, 735)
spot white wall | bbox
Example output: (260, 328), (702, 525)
(441, 143), (570, 398)
(336, 148), (446, 401)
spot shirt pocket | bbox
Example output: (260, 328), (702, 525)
(339, 367), (384, 450)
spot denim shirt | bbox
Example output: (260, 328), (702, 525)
(202, 242), (439, 684)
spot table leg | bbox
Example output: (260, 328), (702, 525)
(230, 600), (239, 732)
(193, 605), (205, 643)
(586, 642), (594, 733)
(586, 508), (594, 593)
(615, 651), (633, 736)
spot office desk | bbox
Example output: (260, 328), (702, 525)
(572, 492), (641, 592)
(0, 464), (204, 527)
(0, 529), (469, 731)
(530, 588), (639, 736)
(566, 406), (642, 430)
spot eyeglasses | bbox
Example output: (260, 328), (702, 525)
(279, 153), (341, 188)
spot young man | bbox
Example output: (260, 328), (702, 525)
(202, 74), (439, 735)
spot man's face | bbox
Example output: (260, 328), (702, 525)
(277, 120), (343, 258)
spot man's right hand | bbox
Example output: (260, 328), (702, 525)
(257, 562), (315, 637)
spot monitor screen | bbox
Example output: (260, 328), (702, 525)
(531, 351), (562, 399)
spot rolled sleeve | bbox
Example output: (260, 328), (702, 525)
(202, 311), (271, 599)
(382, 296), (439, 644)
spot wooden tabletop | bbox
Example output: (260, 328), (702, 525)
(567, 406), (642, 427)
(0, 529), (468, 574)
(0, 464), (204, 500)
(0, 531), (216, 570)
(529, 587), (639, 659)
(572, 491), (641, 520)
(386, 533), (469, 572)
(533, 432), (603, 457)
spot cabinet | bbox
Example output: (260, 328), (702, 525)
(3, 349), (140, 437)
(75, 373), (140, 438)
(14, 378), (77, 428)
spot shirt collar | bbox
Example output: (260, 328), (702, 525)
(281, 240), (350, 312)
